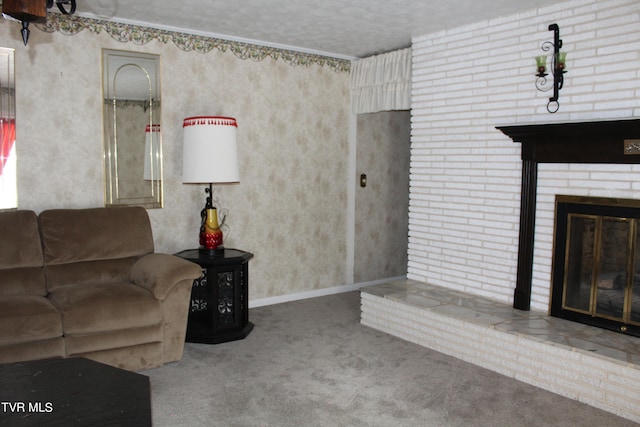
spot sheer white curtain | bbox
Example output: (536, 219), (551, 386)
(351, 48), (411, 114)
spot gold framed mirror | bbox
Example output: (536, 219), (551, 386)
(102, 49), (162, 208)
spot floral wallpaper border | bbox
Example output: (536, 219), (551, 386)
(33, 13), (350, 72)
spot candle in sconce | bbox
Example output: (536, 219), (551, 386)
(535, 56), (547, 76)
(556, 52), (567, 70)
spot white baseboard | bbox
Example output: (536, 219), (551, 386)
(248, 276), (406, 308)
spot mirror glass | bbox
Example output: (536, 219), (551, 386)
(0, 47), (16, 210)
(102, 49), (162, 208)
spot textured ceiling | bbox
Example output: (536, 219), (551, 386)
(78, 1), (560, 58)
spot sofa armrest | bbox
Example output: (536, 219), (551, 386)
(131, 253), (202, 300)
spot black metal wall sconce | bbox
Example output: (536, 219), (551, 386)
(535, 23), (567, 113)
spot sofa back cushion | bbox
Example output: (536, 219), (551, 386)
(0, 210), (46, 296)
(39, 207), (155, 292)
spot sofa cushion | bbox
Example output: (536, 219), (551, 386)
(0, 338), (65, 364)
(0, 268), (47, 298)
(39, 207), (154, 265)
(64, 324), (163, 356)
(0, 295), (63, 345)
(45, 258), (137, 293)
(74, 342), (163, 372)
(0, 210), (46, 296)
(48, 282), (162, 335)
(0, 210), (43, 269)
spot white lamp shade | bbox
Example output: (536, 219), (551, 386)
(182, 116), (239, 183)
(143, 124), (162, 181)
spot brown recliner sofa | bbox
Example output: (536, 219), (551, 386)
(0, 207), (202, 371)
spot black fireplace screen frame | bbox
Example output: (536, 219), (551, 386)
(551, 195), (640, 337)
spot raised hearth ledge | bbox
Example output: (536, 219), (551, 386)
(360, 279), (640, 423)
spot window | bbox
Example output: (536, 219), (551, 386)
(0, 47), (16, 209)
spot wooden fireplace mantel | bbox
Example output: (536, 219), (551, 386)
(497, 118), (640, 310)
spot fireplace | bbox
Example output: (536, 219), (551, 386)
(551, 195), (640, 337)
(497, 118), (640, 320)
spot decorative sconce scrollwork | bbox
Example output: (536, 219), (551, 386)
(535, 23), (567, 113)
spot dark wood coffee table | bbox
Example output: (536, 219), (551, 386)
(0, 357), (151, 426)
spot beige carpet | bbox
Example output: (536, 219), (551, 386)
(144, 291), (638, 426)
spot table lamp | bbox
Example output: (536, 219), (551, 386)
(182, 116), (239, 252)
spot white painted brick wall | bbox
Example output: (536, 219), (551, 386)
(408, 0), (640, 311)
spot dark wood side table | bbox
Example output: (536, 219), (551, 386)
(175, 248), (254, 344)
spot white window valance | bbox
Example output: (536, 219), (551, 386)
(351, 48), (411, 114)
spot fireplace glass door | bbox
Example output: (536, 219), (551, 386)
(552, 196), (640, 337)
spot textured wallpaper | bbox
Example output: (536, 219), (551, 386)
(355, 111), (410, 282)
(0, 16), (351, 300)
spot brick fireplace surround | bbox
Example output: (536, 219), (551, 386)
(361, 119), (640, 423)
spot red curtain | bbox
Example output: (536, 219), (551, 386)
(0, 118), (15, 176)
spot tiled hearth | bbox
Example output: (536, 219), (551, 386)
(360, 279), (640, 423)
